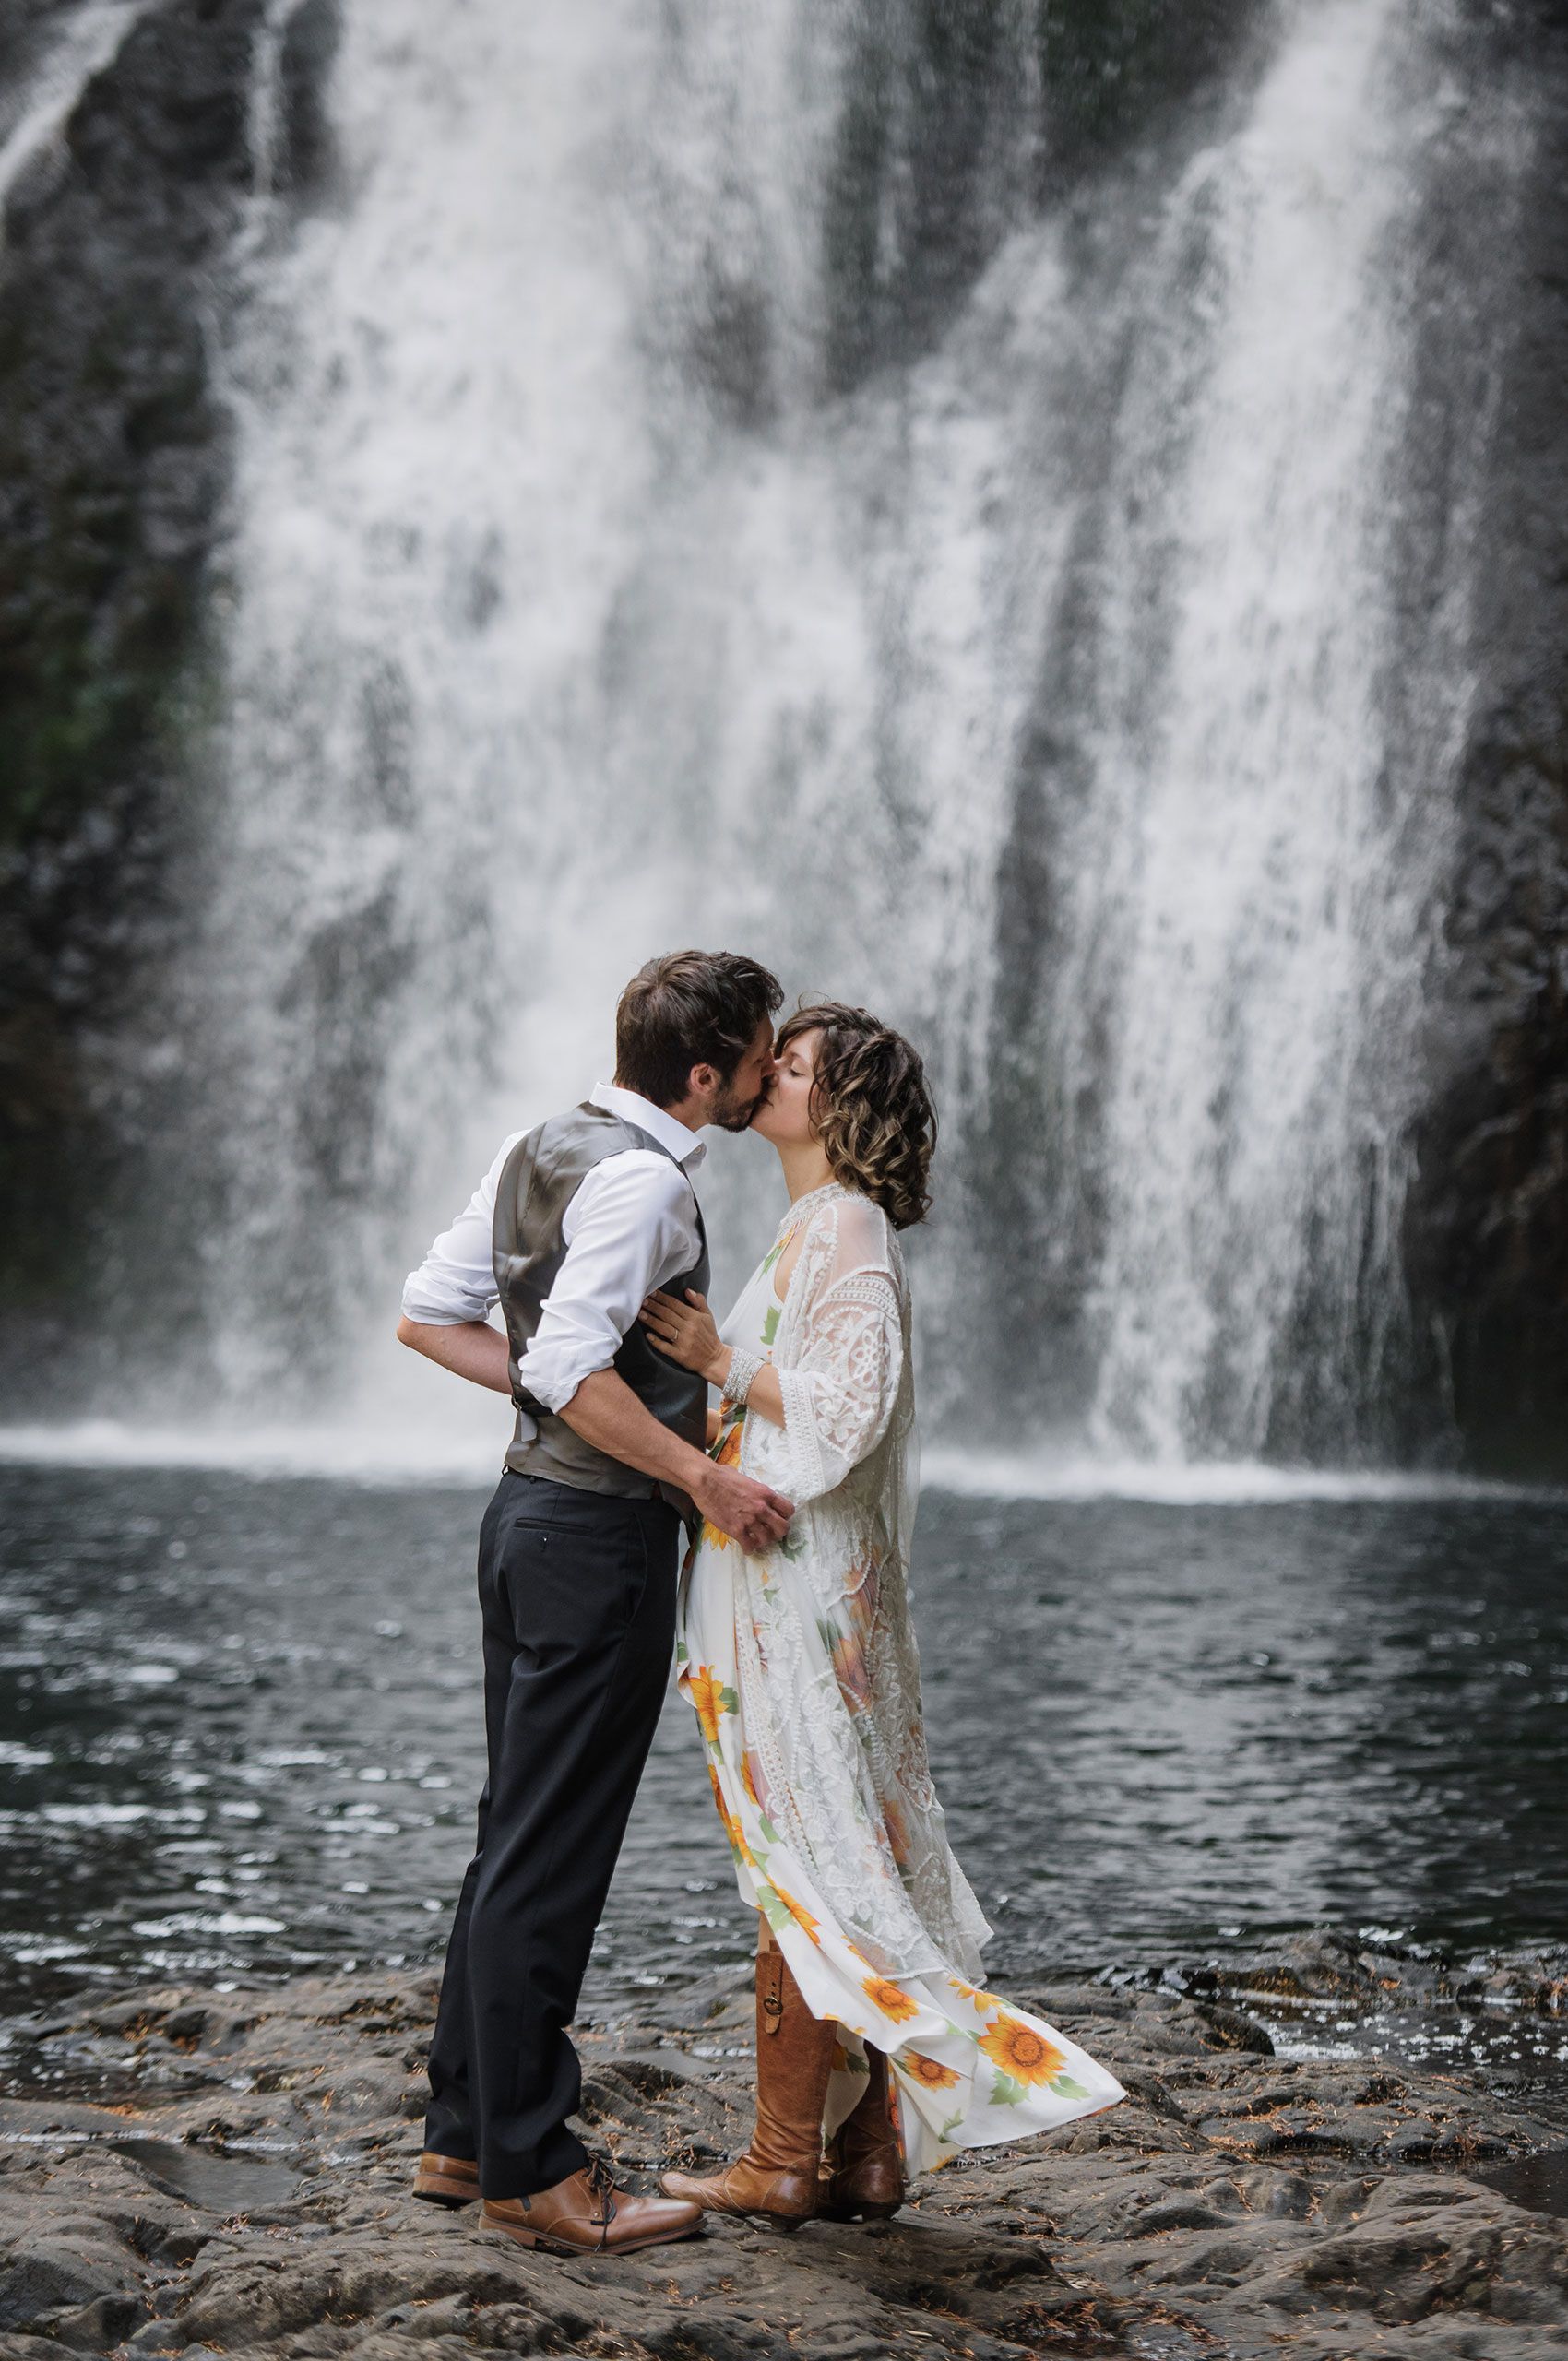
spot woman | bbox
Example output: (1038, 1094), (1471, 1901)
(639, 1003), (1123, 2229)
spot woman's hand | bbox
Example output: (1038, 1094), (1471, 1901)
(640, 1288), (728, 1385)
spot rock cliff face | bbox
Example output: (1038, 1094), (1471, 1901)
(1403, 2), (1568, 1477)
(0, 0), (337, 1379)
(0, 0), (263, 1352)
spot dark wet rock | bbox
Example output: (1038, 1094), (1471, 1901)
(0, 0), (349, 1365)
(0, 1966), (1565, 2358)
(1400, 4), (1568, 1476)
(0, 0), (276, 1346)
(1127, 1931), (1568, 2043)
(111, 2134), (302, 2214)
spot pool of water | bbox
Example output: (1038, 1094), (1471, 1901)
(1, 1465), (1564, 2082)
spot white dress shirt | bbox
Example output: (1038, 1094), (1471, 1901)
(400, 1083), (707, 1414)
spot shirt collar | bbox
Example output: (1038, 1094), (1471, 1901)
(590, 1081), (707, 1171)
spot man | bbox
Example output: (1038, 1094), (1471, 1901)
(396, 950), (794, 2256)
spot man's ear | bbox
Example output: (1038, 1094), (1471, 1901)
(687, 1062), (719, 1100)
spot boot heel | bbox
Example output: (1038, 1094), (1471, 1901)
(659, 1938), (839, 2229)
(413, 2155), (481, 2208)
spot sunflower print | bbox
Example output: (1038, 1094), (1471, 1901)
(882, 1795), (912, 1867)
(697, 1392), (745, 1549)
(948, 1976), (1006, 2011)
(861, 1974), (921, 2024)
(706, 1764), (749, 1863)
(828, 1619), (872, 1712)
(767, 1879), (822, 1944)
(977, 2015), (1066, 2087)
(674, 1203), (1125, 2176)
(712, 1416), (744, 1469)
(904, 2050), (961, 2092)
(686, 1667), (735, 1749)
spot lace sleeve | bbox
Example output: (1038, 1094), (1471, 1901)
(770, 1267), (904, 1504)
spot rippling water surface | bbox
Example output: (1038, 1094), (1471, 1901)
(1, 1465), (1564, 2079)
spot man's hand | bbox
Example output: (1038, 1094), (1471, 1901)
(559, 1367), (790, 1551)
(692, 1458), (794, 1556)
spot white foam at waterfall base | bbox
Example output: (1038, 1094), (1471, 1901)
(0, 1418), (1558, 1512)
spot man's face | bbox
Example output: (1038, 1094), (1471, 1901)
(708, 1019), (778, 1133)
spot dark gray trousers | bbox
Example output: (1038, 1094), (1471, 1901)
(423, 1468), (681, 2196)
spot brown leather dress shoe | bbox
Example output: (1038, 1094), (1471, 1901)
(483, 2157), (703, 2256)
(820, 2047), (905, 2221)
(412, 2151), (480, 2207)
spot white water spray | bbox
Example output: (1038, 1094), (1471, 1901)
(145, 0), (1518, 1469)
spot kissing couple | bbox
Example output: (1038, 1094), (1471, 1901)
(397, 950), (1123, 2255)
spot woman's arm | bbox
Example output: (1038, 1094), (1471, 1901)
(770, 1278), (902, 1502)
(639, 1249), (904, 1495)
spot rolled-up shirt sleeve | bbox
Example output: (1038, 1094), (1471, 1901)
(517, 1152), (698, 1413)
(399, 1133), (523, 1325)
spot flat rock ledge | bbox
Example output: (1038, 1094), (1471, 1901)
(1, 1968), (1565, 2361)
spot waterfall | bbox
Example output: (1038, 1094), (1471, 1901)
(1062, 0), (1500, 1465)
(148, 0), (1518, 1468)
(0, 1), (150, 211)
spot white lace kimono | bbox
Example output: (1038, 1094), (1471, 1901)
(676, 1181), (1123, 2174)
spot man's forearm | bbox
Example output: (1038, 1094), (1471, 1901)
(564, 1367), (794, 1554)
(559, 1368), (713, 1492)
(396, 1316), (514, 1395)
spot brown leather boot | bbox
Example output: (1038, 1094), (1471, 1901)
(483, 2157), (703, 2255)
(660, 1931), (837, 2229)
(412, 2151), (480, 2208)
(820, 2047), (904, 2221)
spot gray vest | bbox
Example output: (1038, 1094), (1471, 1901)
(493, 1100), (710, 1513)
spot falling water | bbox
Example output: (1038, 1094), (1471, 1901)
(0, 0), (150, 211)
(1064, 0), (1503, 1464)
(151, 0), (1522, 1467)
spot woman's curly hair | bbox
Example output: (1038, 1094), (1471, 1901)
(778, 1002), (936, 1230)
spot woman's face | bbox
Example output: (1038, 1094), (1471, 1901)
(751, 1027), (820, 1146)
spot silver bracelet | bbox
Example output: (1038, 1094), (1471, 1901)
(720, 1347), (765, 1411)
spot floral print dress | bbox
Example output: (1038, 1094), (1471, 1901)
(676, 1181), (1124, 2176)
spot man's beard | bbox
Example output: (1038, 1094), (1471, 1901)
(711, 1079), (766, 1133)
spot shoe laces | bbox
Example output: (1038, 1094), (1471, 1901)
(585, 2154), (617, 2225)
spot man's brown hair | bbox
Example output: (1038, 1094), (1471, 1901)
(615, 951), (783, 1108)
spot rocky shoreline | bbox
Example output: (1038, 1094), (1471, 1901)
(2, 1953), (1566, 2360)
